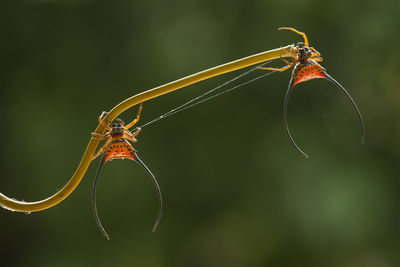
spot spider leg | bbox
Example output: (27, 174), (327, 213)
(323, 72), (366, 144)
(123, 134), (138, 143)
(92, 154), (110, 240)
(309, 46), (321, 57)
(92, 138), (112, 161)
(258, 64), (293, 72)
(283, 78), (309, 158)
(91, 132), (110, 140)
(124, 131), (134, 137)
(259, 57), (294, 72)
(279, 27), (309, 47)
(123, 128), (142, 143)
(125, 103), (143, 130)
(310, 56), (323, 62)
(280, 57), (292, 65)
(134, 152), (163, 232)
(98, 111), (112, 130)
(131, 127), (142, 137)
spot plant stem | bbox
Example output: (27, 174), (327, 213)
(0, 45), (298, 212)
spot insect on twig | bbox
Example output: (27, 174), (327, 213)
(259, 27), (365, 158)
(91, 103), (162, 240)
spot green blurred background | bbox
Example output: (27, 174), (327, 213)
(1, 0), (400, 266)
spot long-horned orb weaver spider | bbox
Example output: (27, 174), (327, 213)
(259, 27), (365, 158)
(91, 103), (162, 240)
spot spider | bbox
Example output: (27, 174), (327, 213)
(90, 103), (162, 240)
(259, 27), (365, 158)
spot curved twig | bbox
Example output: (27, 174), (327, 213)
(0, 45), (299, 213)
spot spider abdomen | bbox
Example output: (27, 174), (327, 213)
(103, 140), (136, 162)
(292, 61), (326, 86)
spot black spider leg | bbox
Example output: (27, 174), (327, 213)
(134, 152), (163, 232)
(92, 154), (110, 240)
(283, 76), (310, 158)
(323, 72), (366, 144)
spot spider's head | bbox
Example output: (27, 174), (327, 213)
(297, 45), (313, 62)
(110, 119), (124, 138)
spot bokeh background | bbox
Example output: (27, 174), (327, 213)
(1, 0), (400, 266)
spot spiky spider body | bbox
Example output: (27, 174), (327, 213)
(91, 103), (162, 240)
(102, 139), (137, 162)
(291, 60), (326, 86)
(259, 27), (365, 158)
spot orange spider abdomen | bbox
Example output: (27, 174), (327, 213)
(103, 140), (136, 163)
(292, 61), (327, 86)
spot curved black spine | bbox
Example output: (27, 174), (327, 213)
(324, 72), (366, 144)
(283, 77), (309, 158)
(92, 155), (110, 240)
(134, 152), (163, 232)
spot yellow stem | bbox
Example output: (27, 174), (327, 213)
(0, 44), (298, 212)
